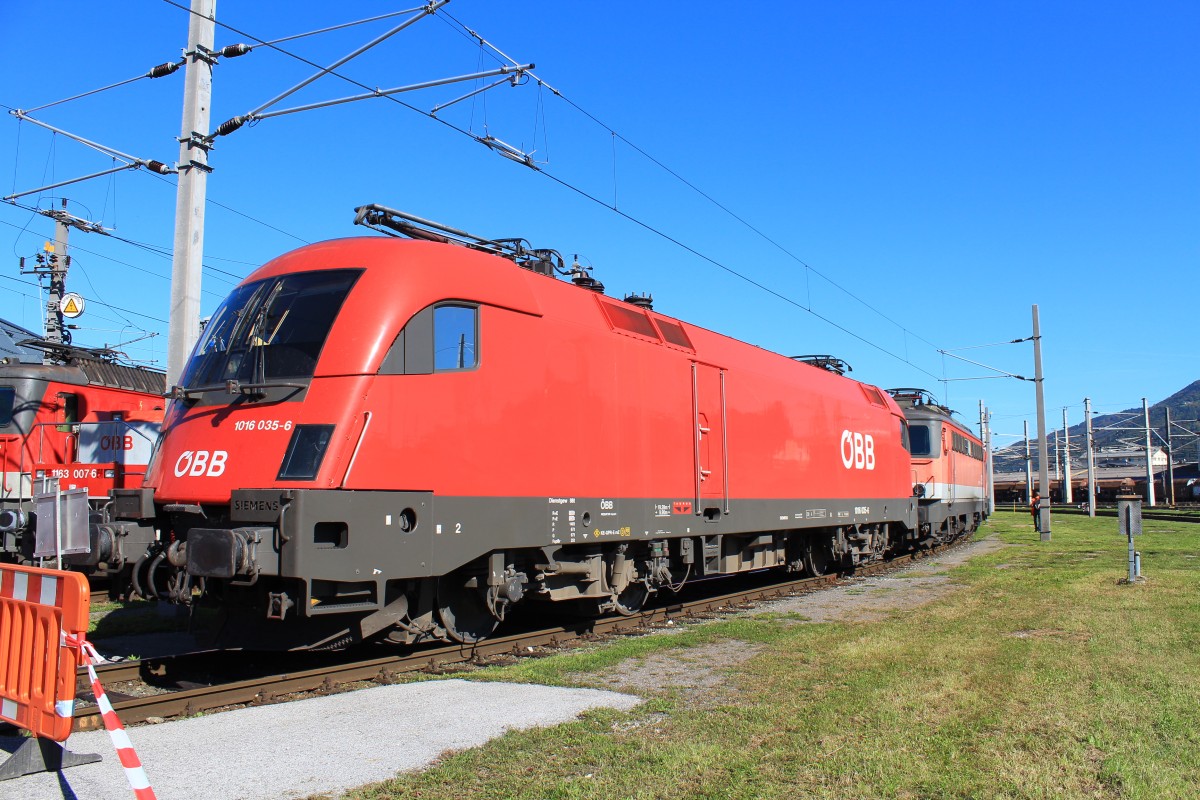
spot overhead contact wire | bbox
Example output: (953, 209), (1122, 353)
(439, 11), (942, 355)
(163, 2), (941, 377)
(534, 168), (942, 381)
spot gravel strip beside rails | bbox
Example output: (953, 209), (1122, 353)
(564, 534), (1006, 709)
(756, 532), (1008, 623)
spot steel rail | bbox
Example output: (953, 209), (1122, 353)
(1049, 507), (1200, 524)
(71, 543), (953, 732)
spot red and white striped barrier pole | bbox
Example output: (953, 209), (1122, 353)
(65, 634), (158, 800)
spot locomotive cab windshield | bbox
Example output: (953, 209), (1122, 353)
(0, 386), (14, 427)
(909, 424), (932, 457)
(179, 269), (361, 392)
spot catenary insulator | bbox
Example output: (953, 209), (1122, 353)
(146, 160), (171, 174)
(213, 116), (248, 138)
(148, 61), (182, 79)
(218, 43), (252, 58)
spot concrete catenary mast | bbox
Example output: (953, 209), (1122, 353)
(1062, 407), (1072, 504)
(166, 0), (216, 388)
(1032, 304), (1050, 540)
(1143, 398), (1155, 507)
(1084, 397), (1096, 517)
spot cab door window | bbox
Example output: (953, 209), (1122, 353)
(379, 302), (480, 375)
(433, 305), (478, 371)
(57, 392), (80, 432)
(0, 386), (14, 427)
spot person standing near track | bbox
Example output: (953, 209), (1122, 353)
(1030, 490), (1043, 529)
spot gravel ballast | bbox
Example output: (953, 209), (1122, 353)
(0, 679), (640, 800)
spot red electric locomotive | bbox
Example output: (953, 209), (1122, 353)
(887, 389), (988, 542)
(0, 340), (165, 576)
(112, 205), (926, 650)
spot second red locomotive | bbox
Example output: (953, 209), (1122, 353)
(0, 341), (164, 578)
(112, 206), (945, 649)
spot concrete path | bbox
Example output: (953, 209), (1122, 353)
(0, 679), (640, 800)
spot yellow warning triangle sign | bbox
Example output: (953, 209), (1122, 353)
(63, 297), (80, 315)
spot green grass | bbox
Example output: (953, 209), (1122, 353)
(87, 599), (192, 638)
(340, 513), (1200, 799)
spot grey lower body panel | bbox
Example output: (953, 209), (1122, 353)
(180, 489), (924, 647)
(224, 488), (918, 581)
(919, 498), (987, 530)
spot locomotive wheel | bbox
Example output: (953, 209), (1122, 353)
(613, 582), (648, 616)
(437, 569), (499, 644)
(804, 540), (834, 576)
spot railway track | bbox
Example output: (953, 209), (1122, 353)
(1050, 507), (1200, 524)
(71, 541), (960, 732)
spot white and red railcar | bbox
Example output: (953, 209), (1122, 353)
(888, 389), (988, 542)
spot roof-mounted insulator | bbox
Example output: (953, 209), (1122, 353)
(792, 355), (852, 376)
(623, 293), (653, 309)
(569, 260), (604, 294)
(571, 274), (605, 293)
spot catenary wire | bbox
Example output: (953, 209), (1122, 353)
(0, 210), (239, 292)
(437, 9), (942, 354)
(0, 274), (167, 324)
(161, 0), (943, 381)
(259, 8), (426, 47)
(0, 281), (146, 335)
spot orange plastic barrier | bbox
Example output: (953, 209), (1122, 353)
(0, 563), (89, 741)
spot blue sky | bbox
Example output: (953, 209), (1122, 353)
(1, 1), (1196, 449)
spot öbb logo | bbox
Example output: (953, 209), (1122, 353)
(839, 430), (875, 470)
(174, 450), (229, 478)
(100, 435), (134, 451)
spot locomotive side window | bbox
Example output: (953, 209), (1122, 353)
(378, 303), (479, 375)
(180, 269), (362, 389)
(900, 418), (911, 453)
(433, 305), (479, 371)
(909, 423), (932, 456)
(0, 386), (13, 427)
(950, 430), (987, 461)
(57, 392), (80, 432)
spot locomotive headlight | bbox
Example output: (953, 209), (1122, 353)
(277, 424), (336, 481)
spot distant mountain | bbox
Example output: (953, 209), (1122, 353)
(995, 379), (1200, 468)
